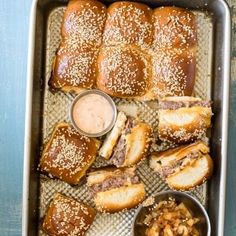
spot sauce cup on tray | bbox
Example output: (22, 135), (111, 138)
(70, 89), (117, 137)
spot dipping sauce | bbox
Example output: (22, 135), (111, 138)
(71, 92), (115, 136)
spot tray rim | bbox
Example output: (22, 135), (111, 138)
(22, 0), (37, 235)
(217, 1), (231, 235)
(22, 0), (231, 235)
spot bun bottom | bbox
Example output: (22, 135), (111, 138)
(94, 184), (146, 213)
(166, 154), (213, 190)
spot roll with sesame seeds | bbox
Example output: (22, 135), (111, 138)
(152, 48), (196, 98)
(97, 45), (152, 98)
(42, 193), (96, 236)
(49, 0), (107, 92)
(149, 141), (213, 191)
(151, 6), (197, 98)
(158, 96), (213, 144)
(87, 167), (146, 213)
(40, 122), (100, 185)
(103, 1), (153, 50)
(50, 43), (99, 93)
(61, 0), (107, 44)
(153, 6), (197, 50)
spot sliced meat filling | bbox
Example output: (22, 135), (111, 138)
(109, 117), (136, 167)
(158, 152), (200, 179)
(159, 100), (212, 110)
(90, 173), (140, 196)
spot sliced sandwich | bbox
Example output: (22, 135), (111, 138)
(158, 96), (213, 143)
(150, 142), (213, 190)
(87, 167), (146, 213)
(99, 111), (152, 167)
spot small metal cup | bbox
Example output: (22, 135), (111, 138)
(132, 190), (211, 236)
(70, 89), (117, 137)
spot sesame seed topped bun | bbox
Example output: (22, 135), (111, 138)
(42, 193), (96, 236)
(97, 45), (151, 98)
(103, 1), (153, 49)
(153, 6), (197, 50)
(50, 2), (197, 100)
(49, 0), (107, 92)
(158, 96), (213, 144)
(40, 122), (100, 185)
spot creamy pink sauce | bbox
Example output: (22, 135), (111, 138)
(72, 94), (114, 134)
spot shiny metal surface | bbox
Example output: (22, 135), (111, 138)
(132, 191), (211, 236)
(22, 0), (231, 236)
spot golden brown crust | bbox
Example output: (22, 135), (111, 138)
(87, 167), (145, 212)
(99, 111), (127, 159)
(94, 183), (146, 213)
(49, 0), (107, 92)
(151, 48), (196, 98)
(153, 7), (197, 50)
(61, 0), (107, 44)
(42, 193), (96, 236)
(40, 122), (100, 185)
(97, 45), (151, 98)
(50, 3), (197, 99)
(150, 7), (197, 98)
(98, 111), (152, 167)
(123, 122), (152, 167)
(50, 45), (99, 91)
(158, 99), (213, 143)
(149, 142), (213, 191)
(103, 1), (153, 49)
(167, 154), (213, 191)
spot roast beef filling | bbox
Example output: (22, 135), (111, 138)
(158, 152), (200, 179)
(90, 174), (140, 195)
(159, 100), (211, 110)
(109, 117), (136, 167)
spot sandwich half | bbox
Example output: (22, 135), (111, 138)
(87, 167), (146, 213)
(150, 142), (213, 190)
(158, 96), (213, 143)
(99, 111), (152, 167)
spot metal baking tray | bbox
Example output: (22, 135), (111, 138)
(22, 0), (231, 235)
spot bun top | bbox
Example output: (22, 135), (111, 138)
(97, 45), (151, 97)
(152, 49), (196, 98)
(42, 193), (96, 236)
(40, 123), (100, 184)
(153, 6), (197, 49)
(62, 0), (107, 46)
(103, 1), (153, 48)
(51, 45), (99, 89)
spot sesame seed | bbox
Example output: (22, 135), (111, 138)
(43, 194), (95, 235)
(41, 124), (97, 184)
(63, 3), (106, 46)
(52, 3), (197, 99)
(103, 3), (153, 49)
(153, 8), (196, 49)
(98, 46), (149, 96)
(152, 49), (194, 98)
